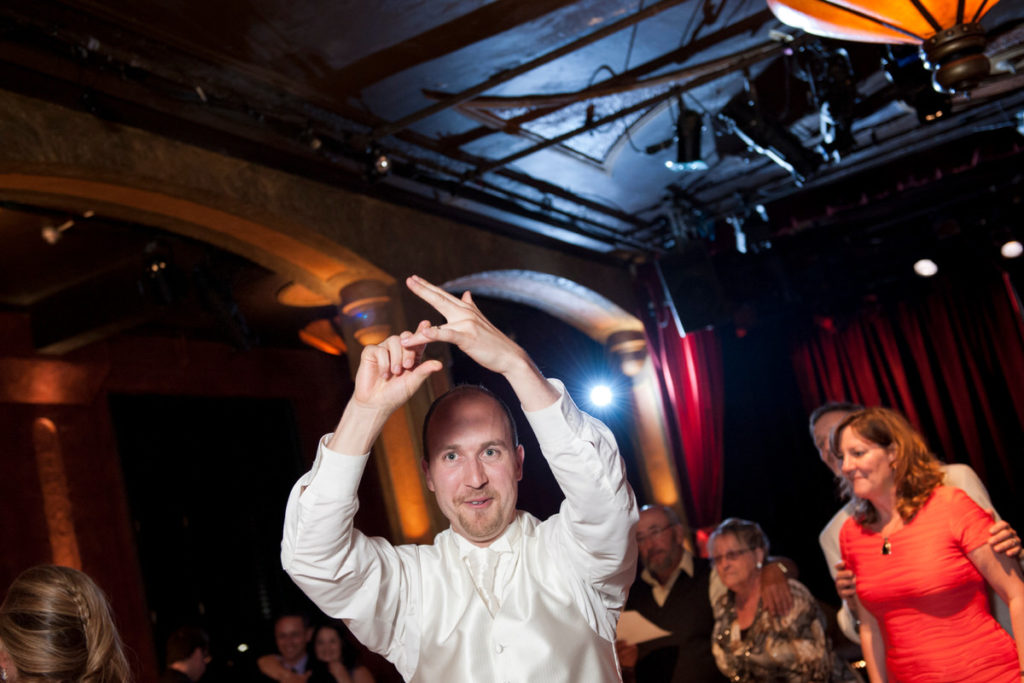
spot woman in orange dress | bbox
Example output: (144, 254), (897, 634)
(833, 407), (1024, 682)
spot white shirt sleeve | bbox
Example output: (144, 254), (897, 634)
(819, 502), (859, 643)
(525, 380), (639, 631)
(281, 438), (418, 677)
(941, 463), (997, 519)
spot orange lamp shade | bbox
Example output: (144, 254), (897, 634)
(767, 0), (1000, 44)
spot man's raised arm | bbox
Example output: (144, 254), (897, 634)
(280, 323), (440, 674)
(402, 275), (638, 618)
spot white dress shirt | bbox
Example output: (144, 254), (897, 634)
(819, 462), (1014, 641)
(281, 380), (638, 682)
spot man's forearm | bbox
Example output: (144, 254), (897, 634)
(501, 353), (560, 413)
(326, 398), (396, 455)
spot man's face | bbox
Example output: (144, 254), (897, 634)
(636, 508), (685, 582)
(812, 410), (850, 477)
(422, 392), (524, 547)
(274, 616), (311, 664)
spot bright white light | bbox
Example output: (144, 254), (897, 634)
(237, 643), (249, 653)
(913, 258), (938, 277)
(1001, 240), (1023, 259)
(590, 385), (613, 407)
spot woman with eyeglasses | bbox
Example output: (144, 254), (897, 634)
(709, 518), (852, 682)
(833, 407), (1023, 682)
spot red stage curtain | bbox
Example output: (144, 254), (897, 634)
(792, 273), (1024, 489)
(636, 262), (725, 529)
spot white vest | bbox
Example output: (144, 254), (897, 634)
(398, 512), (621, 682)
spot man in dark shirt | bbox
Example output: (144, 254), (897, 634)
(159, 626), (210, 683)
(620, 505), (726, 683)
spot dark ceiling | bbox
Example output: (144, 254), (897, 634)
(1, 0), (1024, 349)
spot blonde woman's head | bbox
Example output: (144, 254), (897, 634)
(0, 565), (130, 683)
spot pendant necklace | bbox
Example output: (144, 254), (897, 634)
(881, 537), (892, 555)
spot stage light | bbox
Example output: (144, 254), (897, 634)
(237, 643), (249, 653)
(719, 94), (821, 183)
(1001, 240), (1023, 259)
(665, 108), (708, 172)
(913, 258), (939, 277)
(369, 150), (391, 177)
(589, 384), (613, 407)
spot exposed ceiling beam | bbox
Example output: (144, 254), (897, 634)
(368, 0), (692, 141)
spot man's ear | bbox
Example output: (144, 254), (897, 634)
(421, 457), (436, 492)
(514, 444), (525, 481)
(304, 627), (313, 644)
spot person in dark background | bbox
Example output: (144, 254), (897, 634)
(307, 622), (374, 683)
(618, 505), (726, 682)
(257, 614), (314, 682)
(160, 626), (210, 683)
(619, 505), (796, 683)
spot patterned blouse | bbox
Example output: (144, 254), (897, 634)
(711, 578), (854, 682)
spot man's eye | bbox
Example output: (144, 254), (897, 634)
(484, 448), (497, 457)
(443, 452), (457, 461)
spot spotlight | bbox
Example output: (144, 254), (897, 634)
(882, 47), (952, 125)
(665, 109), (708, 172)
(1001, 240), (1023, 259)
(589, 384), (613, 407)
(719, 94), (821, 183)
(40, 219), (74, 245)
(913, 258), (939, 277)
(369, 150), (391, 177)
(237, 643), (249, 653)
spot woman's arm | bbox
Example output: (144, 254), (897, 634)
(968, 542), (1024, 670)
(854, 603), (887, 683)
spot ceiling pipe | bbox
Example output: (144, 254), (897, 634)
(368, 0), (691, 141)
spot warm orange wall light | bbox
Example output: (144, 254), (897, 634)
(32, 418), (82, 569)
(378, 411), (433, 542)
(768, 0), (1000, 91)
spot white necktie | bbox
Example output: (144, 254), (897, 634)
(466, 548), (501, 617)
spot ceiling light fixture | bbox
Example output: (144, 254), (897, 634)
(665, 108), (708, 172)
(366, 149), (392, 179)
(1000, 240), (1023, 259)
(719, 94), (821, 183)
(882, 47), (952, 125)
(767, 0), (1001, 92)
(913, 258), (939, 277)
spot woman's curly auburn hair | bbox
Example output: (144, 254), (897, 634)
(829, 407), (944, 525)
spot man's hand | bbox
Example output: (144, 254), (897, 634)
(834, 561), (864, 631)
(760, 562), (794, 616)
(986, 512), (1021, 558)
(327, 321), (442, 454)
(834, 560), (859, 603)
(402, 275), (558, 411)
(353, 320), (439, 410)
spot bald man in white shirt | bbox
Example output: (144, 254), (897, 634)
(282, 275), (638, 682)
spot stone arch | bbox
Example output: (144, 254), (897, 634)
(0, 172), (390, 305)
(441, 269), (643, 344)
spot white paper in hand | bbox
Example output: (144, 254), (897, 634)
(616, 609), (672, 645)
